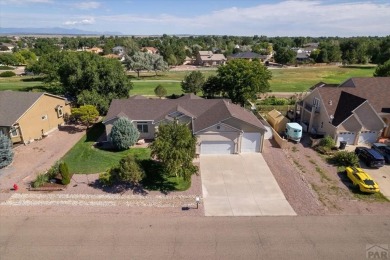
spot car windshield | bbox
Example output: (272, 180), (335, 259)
(364, 180), (375, 186)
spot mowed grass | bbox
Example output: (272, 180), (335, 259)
(132, 81), (183, 96)
(269, 66), (376, 92)
(62, 123), (151, 174)
(0, 66), (376, 94)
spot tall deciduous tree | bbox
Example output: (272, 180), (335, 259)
(110, 117), (140, 151)
(216, 59), (272, 106)
(27, 51), (132, 107)
(274, 47), (296, 65)
(181, 71), (205, 95)
(125, 51), (152, 77)
(374, 59), (390, 77)
(202, 75), (222, 98)
(0, 133), (14, 169)
(150, 122), (197, 181)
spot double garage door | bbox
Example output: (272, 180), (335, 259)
(338, 131), (378, 145)
(200, 133), (260, 154)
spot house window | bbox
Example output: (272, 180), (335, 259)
(313, 98), (320, 108)
(137, 122), (149, 133)
(56, 105), (63, 118)
(10, 126), (19, 137)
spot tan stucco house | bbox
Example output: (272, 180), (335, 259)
(296, 77), (390, 145)
(195, 51), (226, 67)
(0, 91), (71, 144)
(103, 94), (267, 155)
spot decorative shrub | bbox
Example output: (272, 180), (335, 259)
(117, 154), (145, 184)
(110, 117), (140, 151)
(59, 162), (71, 185)
(32, 173), (49, 188)
(0, 71), (16, 77)
(0, 133), (14, 168)
(331, 151), (359, 167)
(319, 135), (336, 148)
(99, 170), (114, 186)
(46, 161), (61, 179)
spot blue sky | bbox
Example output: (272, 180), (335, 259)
(1, 0), (390, 36)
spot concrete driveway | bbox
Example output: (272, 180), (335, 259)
(200, 154), (296, 216)
(364, 164), (390, 199)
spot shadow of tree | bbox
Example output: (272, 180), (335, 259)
(140, 159), (176, 195)
(88, 180), (149, 195)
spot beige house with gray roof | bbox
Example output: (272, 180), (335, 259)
(103, 94), (266, 154)
(195, 51), (226, 67)
(0, 91), (71, 144)
(296, 77), (390, 145)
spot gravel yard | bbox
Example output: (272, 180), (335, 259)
(264, 135), (390, 216)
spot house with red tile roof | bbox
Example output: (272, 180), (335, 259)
(296, 77), (390, 145)
(103, 94), (267, 154)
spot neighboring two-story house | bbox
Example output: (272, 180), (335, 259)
(296, 77), (390, 145)
(195, 51), (226, 66)
(0, 91), (71, 144)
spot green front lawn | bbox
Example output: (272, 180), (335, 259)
(62, 123), (150, 174)
(61, 123), (190, 191)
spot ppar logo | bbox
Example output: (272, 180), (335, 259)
(366, 244), (389, 259)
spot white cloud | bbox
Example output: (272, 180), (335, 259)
(72, 1), (100, 10)
(98, 0), (390, 36)
(63, 17), (95, 26)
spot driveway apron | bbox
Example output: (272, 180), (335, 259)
(200, 153), (296, 216)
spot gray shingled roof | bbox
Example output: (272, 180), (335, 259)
(315, 77), (390, 118)
(103, 95), (265, 132)
(0, 91), (44, 126)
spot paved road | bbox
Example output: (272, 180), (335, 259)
(201, 154), (295, 216)
(1, 215), (389, 260)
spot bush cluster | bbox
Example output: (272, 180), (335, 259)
(32, 173), (49, 188)
(0, 71), (16, 77)
(331, 151), (359, 167)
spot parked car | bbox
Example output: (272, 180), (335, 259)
(354, 147), (385, 168)
(345, 167), (380, 193)
(371, 143), (390, 164)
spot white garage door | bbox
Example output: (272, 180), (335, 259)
(337, 132), (356, 145)
(241, 132), (260, 153)
(201, 141), (234, 154)
(358, 131), (378, 144)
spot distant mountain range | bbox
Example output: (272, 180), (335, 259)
(0, 27), (121, 36)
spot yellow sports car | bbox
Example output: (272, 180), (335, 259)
(345, 167), (380, 193)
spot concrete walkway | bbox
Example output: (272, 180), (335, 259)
(200, 154), (296, 216)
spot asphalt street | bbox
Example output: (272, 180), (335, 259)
(1, 215), (389, 260)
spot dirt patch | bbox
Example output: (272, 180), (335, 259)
(266, 134), (390, 215)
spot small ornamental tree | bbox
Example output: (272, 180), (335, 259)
(59, 162), (71, 185)
(117, 154), (145, 185)
(111, 117), (140, 151)
(181, 71), (205, 95)
(150, 121), (197, 181)
(71, 105), (99, 128)
(154, 84), (167, 99)
(374, 59), (390, 77)
(0, 133), (14, 168)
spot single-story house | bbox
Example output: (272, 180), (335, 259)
(228, 51), (268, 61)
(195, 51), (226, 67)
(112, 46), (125, 55)
(103, 94), (267, 155)
(296, 77), (390, 145)
(0, 91), (71, 144)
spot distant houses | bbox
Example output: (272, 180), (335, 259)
(195, 51), (226, 66)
